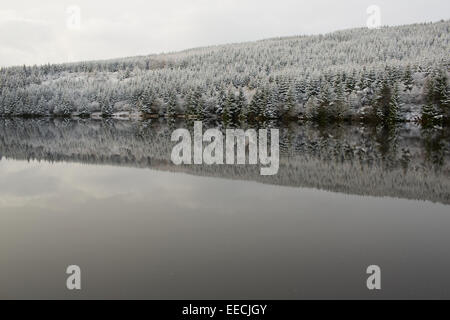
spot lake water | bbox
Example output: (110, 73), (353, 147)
(0, 118), (449, 299)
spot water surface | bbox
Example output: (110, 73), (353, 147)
(0, 119), (449, 299)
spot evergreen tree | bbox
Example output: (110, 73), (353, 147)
(215, 89), (227, 117)
(101, 94), (114, 117)
(236, 88), (247, 110)
(236, 88), (248, 122)
(403, 65), (414, 92)
(277, 78), (290, 104)
(433, 69), (449, 120)
(421, 104), (438, 127)
(184, 90), (197, 118)
(374, 80), (400, 125)
(331, 82), (347, 121)
(247, 91), (260, 122)
(221, 100), (230, 124)
(316, 83), (333, 123)
(165, 91), (177, 118)
(225, 90), (239, 121)
(78, 99), (90, 117)
(264, 88), (278, 119)
(387, 83), (400, 125)
(194, 89), (206, 120)
(282, 88), (296, 120)
(256, 88), (268, 119)
(140, 88), (156, 114)
(345, 71), (357, 94)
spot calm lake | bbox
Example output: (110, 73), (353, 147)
(0, 118), (449, 299)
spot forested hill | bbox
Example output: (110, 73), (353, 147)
(0, 20), (449, 124)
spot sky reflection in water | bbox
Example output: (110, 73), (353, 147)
(0, 158), (449, 299)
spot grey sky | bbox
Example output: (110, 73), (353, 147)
(0, 0), (448, 67)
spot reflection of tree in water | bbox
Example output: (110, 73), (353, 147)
(0, 118), (449, 204)
(279, 124), (296, 156)
(372, 124), (399, 171)
(421, 127), (448, 171)
(400, 147), (412, 174)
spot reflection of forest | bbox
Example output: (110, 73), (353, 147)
(0, 118), (449, 204)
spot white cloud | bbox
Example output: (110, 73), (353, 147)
(0, 0), (449, 66)
(0, 9), (49, 25)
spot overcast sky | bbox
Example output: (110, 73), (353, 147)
(0, 0), (448, 67)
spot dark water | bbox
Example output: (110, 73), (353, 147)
(0, 118), (449, 299)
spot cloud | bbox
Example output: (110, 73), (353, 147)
(0, 9), (49, 24)
(0, 0), (449, 67)
(0, 10), (61, 66)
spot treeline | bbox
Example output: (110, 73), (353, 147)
(0, 21), (448, 125)
(2, 65), (447, 125)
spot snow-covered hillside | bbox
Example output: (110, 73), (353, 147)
(0, 21), (448, 123)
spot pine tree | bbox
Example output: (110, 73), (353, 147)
(130, 88), (141, 109)
(194, 90), (206, 120)
(433, 69), (449, 120)
(226, 90), (239, 121)
(315, 84), (332, 124)
(264, 88), (278, 119)
(331, 82), (347, 121)
(221, 100), (230, 124)
(247, 91), (260, 122)
(236, 88), (248, 122)
(60, 94), (73, 116)
(236, 88), (247, 110)
(101, 93), (114, 117)
(387, 83), (400, 125)
(424, 74), (436, 105)
(282, 88), (296, 120)
(184, 90), (197, 118)
(256, 88), (268, 119)
(304, 96), (319, 120)
(277, 78), (290, 104)
(345, 71), (357, 94)
(373, 79), (400, 125)
(373, 79), (391, 122)
(140, 88), (155, 114)
(215, 89), (226, 117)
(165, 91), (177, 118)
(78, 100), (89, 117)
(403, 65), (413, 92)
(421, 104), (438, 127)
